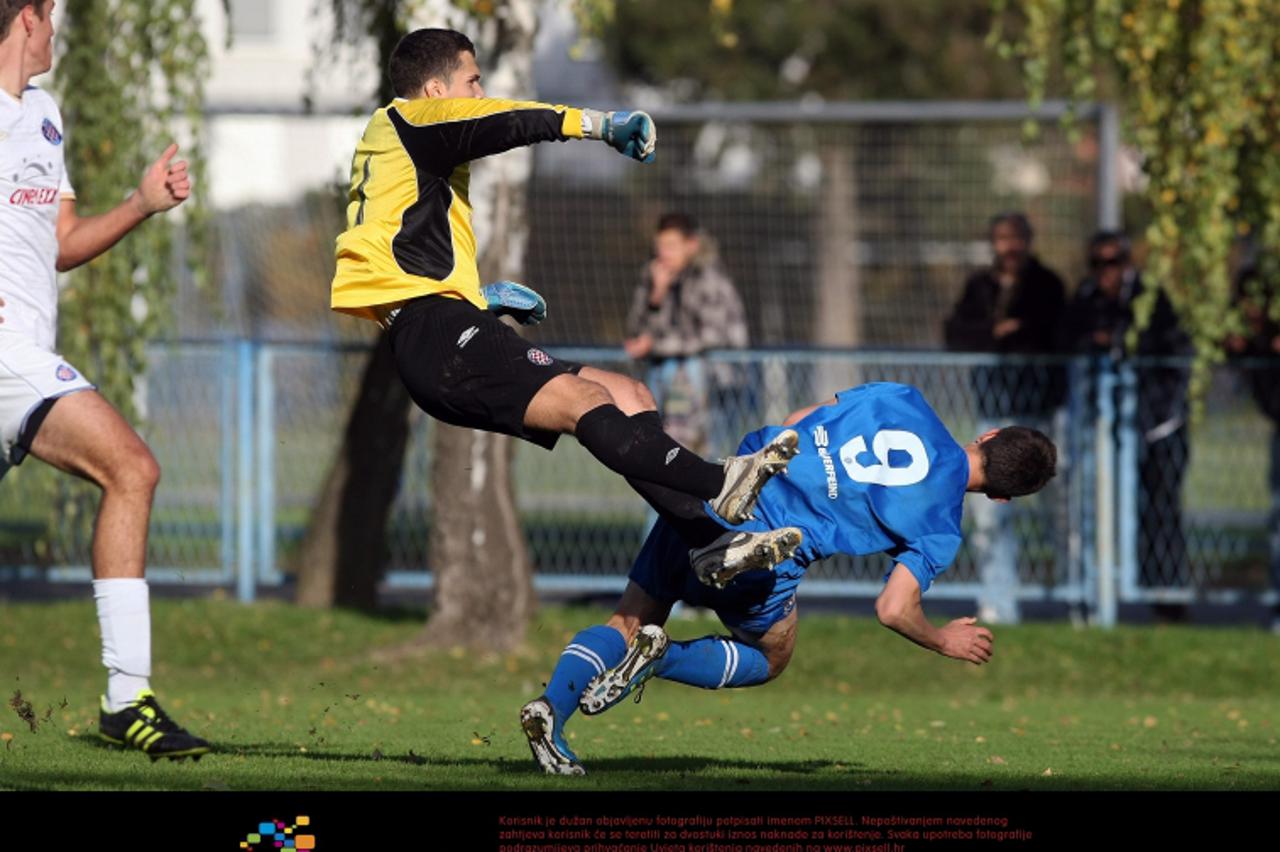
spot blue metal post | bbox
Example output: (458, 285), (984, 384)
(1094, 358), (1118, 627)
(1116, 361), (1140, 602)
(236, 338), (256, 603)
(219, 340), (236, 585)
(256, 346), (278, 586)
(1066, 357), (1089, 613)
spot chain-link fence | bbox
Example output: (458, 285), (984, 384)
(8, 101), (1273, 618)
(2, 345), (1276, 621)
(194, 101), (1114, 350)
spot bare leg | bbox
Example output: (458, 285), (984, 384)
(525, 371), (727, 500)
(605, 580), (675, 644)
(731, 609), (797, 681)
(577, 366), (657, 416)
(28, 390), (160, 580)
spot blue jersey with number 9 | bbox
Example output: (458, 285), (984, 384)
(731, 382), (969, 593)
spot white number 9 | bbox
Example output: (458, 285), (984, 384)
(838, 430), (930, 487)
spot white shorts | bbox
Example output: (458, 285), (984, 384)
(0, 332), (95, 474)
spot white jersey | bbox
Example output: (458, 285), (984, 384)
(0, 85), (74, 353)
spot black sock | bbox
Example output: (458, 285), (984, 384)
(574, 404), (725, 500)
(624, 411), (730, 548)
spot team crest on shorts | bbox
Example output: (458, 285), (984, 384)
(55, 364), (77, 382)
(41, 118), (62, 145)
(526, 348), (554, 366)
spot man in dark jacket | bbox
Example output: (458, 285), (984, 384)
(1226, 264), (1280, 631)
(1066, 231), (1193, 613)
(945, 212), (1068, 418)
(944, 212), (1067, 625)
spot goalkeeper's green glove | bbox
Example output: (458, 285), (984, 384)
(582, 109), (656, 163)
(481, 281), (547, 325)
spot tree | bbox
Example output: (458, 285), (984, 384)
(993, 0), (1280, 394)
(39, 0), (210, 562)
(297, 0), (545, 651)
(293, 1), (411, 610)
(605, 0), (1028, 101)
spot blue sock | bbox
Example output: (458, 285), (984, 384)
(655, 635), (770, 689)
(545, 625), (627, 723)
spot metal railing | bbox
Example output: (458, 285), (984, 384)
(1, 343), (1275, 626)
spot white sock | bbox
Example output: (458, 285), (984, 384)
(93, 578), (153, 712)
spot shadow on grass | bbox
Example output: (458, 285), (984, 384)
(33, 735), (1280, 793)
(196, 740), (877, 776)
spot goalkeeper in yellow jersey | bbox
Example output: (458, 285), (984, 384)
(332, 28), (799, 527)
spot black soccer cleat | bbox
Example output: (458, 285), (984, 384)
(98, 690), (211, 762)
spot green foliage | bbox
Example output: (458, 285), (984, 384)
(604, 0), (1027, 100)
(321, 0), (410, 103)
(39, 0), (211, 559)
(321, 0), (578, 103)
(993, 0), (1280, 400)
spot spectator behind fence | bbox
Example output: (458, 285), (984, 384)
(944, 212), (1068, 625)
(1066, 231), (1193, 619)
(1226, 264), (1280, 632)
(624, 213), (749, 455)
(944, 211), (1068, 416)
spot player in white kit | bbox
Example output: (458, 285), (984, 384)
(0, 1), (208, 759)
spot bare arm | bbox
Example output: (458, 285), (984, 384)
(874, 563), (994, 664)
(56, 143), (190, 272)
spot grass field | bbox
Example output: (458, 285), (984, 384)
(0, 597), (1277, 792)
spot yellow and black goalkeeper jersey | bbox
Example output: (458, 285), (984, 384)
(331, 97), (586, 323)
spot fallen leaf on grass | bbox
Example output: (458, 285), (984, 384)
(9, 691), (37, 733)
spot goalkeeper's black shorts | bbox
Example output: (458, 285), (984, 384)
(388, 295), (581, 450)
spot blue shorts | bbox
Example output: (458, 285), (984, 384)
(628, 519), (803, 638)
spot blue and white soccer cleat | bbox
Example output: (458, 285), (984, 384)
(690, 526), (804, 590)
(579, 624), (669, 716)
(520, 697), (586, 776)
(708, 429), (801, 525)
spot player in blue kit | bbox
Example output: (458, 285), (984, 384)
(520, 382), (1057, 775)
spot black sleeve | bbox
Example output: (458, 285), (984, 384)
(390, 102), (574, 177)
(1008, 266), (1067, 353)
(944, 274), (995, 351)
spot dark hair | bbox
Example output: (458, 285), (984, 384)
(989, 211), (1034, 243)
(656, 212), (698, 238)
(389, 29), (476, 99)
(1, 1), (47, 38)
(1088, 229), (1132, 265)
(978, 426), (1057, 500)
